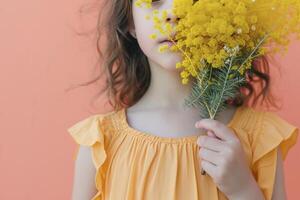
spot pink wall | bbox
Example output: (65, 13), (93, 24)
(0, 0), (299, 199)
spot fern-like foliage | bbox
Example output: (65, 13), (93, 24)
(183, 35), (267, 120)
(183, 61), (246, 120)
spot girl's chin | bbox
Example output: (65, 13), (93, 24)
(157, 60), (182, 71)
(157, 53), (182, 63)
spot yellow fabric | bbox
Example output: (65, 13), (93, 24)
(67, 106), (299, 200)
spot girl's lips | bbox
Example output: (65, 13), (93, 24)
(160, 40), (177, 47)
(160, 41), (174, 47)
(160, 39), (177, 43)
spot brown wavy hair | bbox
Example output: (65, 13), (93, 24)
(66, 0), (282, 112)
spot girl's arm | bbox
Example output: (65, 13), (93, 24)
(71, 146), (98, 200)
(271, 148), (287, 200)
(229, 148), (287, 200)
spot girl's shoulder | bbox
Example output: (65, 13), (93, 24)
(234, 106), (299, 199)
(67, 109), (122, 147)
(67, 110), (123, 200)
(236, 106), (298, 163)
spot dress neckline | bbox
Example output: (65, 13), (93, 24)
(118, 105), (244, 144)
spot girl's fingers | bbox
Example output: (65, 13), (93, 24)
(196, 119), (236, 141)
(199, 147), (222, 165)
(200, 159), (218, 177)
(197, 136), (227, 152)
(207, 130), (216, 138)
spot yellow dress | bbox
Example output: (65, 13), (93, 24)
(68, 105), (299, 200)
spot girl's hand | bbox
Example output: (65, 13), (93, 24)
(195, 119), (254, 198)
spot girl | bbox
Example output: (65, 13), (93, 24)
(68, 0), (299, 199)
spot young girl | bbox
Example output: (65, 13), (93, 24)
(68, 0), (299, 199)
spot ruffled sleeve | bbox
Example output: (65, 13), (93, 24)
(251, 111), (299, 200)
(67, 114), (108, 200)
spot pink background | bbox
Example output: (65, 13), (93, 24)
(0, 0), (299, 199)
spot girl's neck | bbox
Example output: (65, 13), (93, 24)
(127, 58), (238, 126)
(135, 58), (193, 110)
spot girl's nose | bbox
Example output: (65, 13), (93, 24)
(166, 16), (180, 23)
(164, 9), (180, 24)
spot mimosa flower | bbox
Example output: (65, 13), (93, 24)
(134, 0), (300, 123)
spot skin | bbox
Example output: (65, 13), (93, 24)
(272, 148), (287, 200)
(71, 0), (288, 199)
(72, 146), (98, 200)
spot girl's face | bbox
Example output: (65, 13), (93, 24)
(130, 0), (182, 72)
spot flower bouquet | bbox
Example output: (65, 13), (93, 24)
(135, 0), (300, 175)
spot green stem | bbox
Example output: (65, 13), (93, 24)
(212, 55), (234, 119)
(204, 101), (213, 119)
(237, 33), (270, 72)
(166, 32), (197, 74)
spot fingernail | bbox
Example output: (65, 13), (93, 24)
(207, 131), (214, 136)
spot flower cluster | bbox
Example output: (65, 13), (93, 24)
(135, 0), (300, 85)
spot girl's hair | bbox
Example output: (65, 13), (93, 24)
(66, 0), (282, 112)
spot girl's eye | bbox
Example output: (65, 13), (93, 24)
(152, 0), (161, 3)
